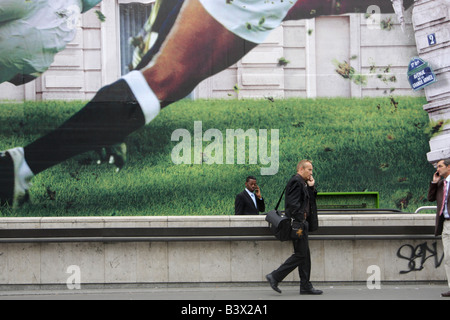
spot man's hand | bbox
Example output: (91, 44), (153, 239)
(432, 171), (440, 184)
(307, 175), (315, 187)
(255, 185), (262, 199)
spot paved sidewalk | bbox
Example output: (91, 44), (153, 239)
(0, 283), (448, 300)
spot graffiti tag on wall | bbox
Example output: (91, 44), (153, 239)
(397, 241), (444, 274)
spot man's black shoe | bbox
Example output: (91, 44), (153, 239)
(266, 273), (282, 294)
(442, 291), (450, 297)
(300, 287), (323, 295)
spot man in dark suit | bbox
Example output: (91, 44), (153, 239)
(266, 160), (322, 295)
(235, 176), (265, 215)
(428, 159), (450, 297)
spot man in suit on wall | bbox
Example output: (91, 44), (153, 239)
(428, 159), (450, 297)
(235, 176), (265, 215)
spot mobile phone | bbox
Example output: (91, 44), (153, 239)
(436, 171), (440, 176)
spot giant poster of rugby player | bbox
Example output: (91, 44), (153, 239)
(0, 0), (422, 214)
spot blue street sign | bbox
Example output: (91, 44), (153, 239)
(408, 57), (426, 70)
(407, 57), (437, 91)
(428, 33), (437, 46)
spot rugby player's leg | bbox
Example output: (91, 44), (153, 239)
(24, 0), (256, 173)
(141, 0), (258, 106)
(1, 0), (258, 207)
(97, 0), (184, 171)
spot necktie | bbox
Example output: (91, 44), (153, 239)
(440, 180), (448, 216)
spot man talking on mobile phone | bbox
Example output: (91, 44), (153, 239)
(235, 176), (265, 215)
(428, 159), (450, 297)
(266, 160), (322, 295)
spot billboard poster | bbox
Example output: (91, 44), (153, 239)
(0, 0), (446, 218)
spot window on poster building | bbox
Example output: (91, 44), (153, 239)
(119, 2), (154, 75)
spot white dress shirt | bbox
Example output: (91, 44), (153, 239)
(444, 175), (450, 218)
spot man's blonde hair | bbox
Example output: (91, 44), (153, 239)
(297, 159), (312, 172)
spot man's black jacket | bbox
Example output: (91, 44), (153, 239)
(284, 174), (319, 232)
(235, 190), (265, 215)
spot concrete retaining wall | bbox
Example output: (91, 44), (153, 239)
(0, 214), (445, 286)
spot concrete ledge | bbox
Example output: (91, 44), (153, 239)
(0, 214), (445, 285)
(0, 213), (437, 242)
(0, 212), (434, 230)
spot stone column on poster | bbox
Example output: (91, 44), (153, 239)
(412, 0), (450, 164)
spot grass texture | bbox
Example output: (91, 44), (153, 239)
(0, 96), (436, 217)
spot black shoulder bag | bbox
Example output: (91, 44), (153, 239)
(264, 186), (291, 241)
(265, 185), (308, 241)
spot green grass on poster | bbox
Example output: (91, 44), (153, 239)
(0, 96), (437, 216)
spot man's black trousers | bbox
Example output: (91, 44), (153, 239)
(272, 235), (312, 289)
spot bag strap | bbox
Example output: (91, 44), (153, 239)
(275, 185), (287, 211)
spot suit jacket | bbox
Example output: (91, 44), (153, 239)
(235, 190), (265, 215)
(285, 174), (319, 232)
(428, 180), (450, 236)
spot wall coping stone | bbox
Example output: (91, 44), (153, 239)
(0, 214), (435, 230)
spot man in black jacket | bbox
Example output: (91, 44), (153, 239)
(235, 176), (265, 215)
(266, 160), (322, 295)
(428, 159), (450, 297)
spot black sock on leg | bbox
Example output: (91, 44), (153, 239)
(24, 79), (146, 175)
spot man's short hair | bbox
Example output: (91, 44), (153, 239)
(297, 159), (312, 171)
(246, 176), (257, 182)
(439, 159), (450, 167)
